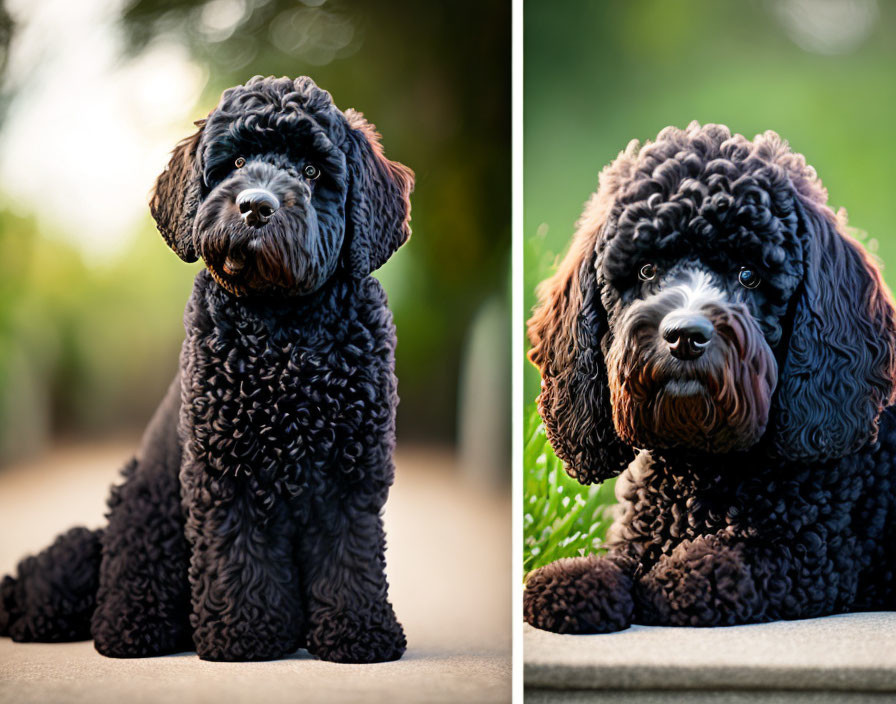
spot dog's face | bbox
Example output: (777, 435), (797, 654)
(597, 160), (801, 454)
(602, 265), (780, 455)
(150, 76), (413, 296)
(529, 123), (896, 483)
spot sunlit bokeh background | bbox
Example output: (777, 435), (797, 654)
(523, 0), (896, 573)
(0, 0), (511, 479)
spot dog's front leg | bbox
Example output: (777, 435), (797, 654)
(636, 531), (850, 626)
(93, 375), (192, 658)
(301, 488), (405, 663)
(182, 471), (305, 662)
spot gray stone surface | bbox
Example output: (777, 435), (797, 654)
(525, 613), (896, 694)
(0, 442), (511, 704)
(0, 642), (509, 704)
(525, 690), (896, 704)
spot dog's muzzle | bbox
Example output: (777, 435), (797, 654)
(222, 189), (281, 276)
(605, 269), (778, 452)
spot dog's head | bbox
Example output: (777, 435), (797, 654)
(150, 75), (413, 296)
(528, 122), (896, 484)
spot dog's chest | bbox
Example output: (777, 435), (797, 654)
(613, 447), (889, 560)
(179, 273), (395, 490)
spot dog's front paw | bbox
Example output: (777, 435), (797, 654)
(637, 535), (761, 627)
(524, 555), (633, 634)
(307, 606), (406, 663)
(192, 621), (301, 662)
(93, 613), (190, 659)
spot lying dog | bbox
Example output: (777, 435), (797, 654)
(525, 122), (896, 633)
(0, 75), (414, 663)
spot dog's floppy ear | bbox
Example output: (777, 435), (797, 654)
(528, 204), (635, 485)
(149, 120), (205, 263)
(341, 109), (414, 276)
(770, 197), (896, 462)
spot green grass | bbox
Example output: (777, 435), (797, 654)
(523, 403), (618, 579)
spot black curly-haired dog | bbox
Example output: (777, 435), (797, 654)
(0, 75), (413, 662)
(524, 122), (896, 634)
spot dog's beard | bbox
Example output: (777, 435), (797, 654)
(606, 302), (777, 453)
(194, 202), (339, 297)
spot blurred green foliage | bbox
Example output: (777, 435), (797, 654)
(523, 403), (616, 579)
(0, 0), (509, 461)
(523, 0), (896, 557)
(0, 210), (195, 458)
(524, 0), (896, 406)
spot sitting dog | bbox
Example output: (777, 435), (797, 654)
(524, 122), (896, 633)
(0, 75), (413, 662)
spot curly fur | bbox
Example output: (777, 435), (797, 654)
(525, 122), (896, 632)
(1, 75), (412, 662)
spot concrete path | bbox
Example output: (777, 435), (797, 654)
(0, 441), (511, 703)
(526, 614), (896, 703)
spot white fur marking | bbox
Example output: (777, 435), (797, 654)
(668, 270), (726, 312)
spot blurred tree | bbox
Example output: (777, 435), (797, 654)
(0, 1), (10, 70)
(0, 0), (14, 119)
(117, 0), (511, 445)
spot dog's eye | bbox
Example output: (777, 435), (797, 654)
(234, 157), (246, 169)
(738, 267), (761, 289)
(302, 163), (321, 180)
(638, 264), (657, 282)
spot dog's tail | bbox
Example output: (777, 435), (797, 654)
(0, 452), (128, 647)
(0, 523), (105, 642)
(1, 378), (183, 644)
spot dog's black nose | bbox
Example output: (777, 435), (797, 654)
(237, 188), (280, 226)
(661, 314), (714, 360)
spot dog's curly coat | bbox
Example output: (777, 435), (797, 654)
(0, 76), (413, 662)
(524, 122), (896, 633)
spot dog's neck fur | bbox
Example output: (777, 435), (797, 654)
(191, 267), (363, 321)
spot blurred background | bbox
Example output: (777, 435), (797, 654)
(524, 0), (896, 574)
(0, 1), (511, 695)
(0, 0), (511, 480)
